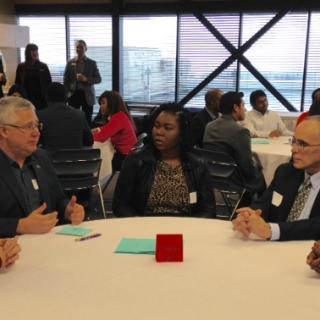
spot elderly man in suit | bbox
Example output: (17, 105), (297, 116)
(0, 96), (85, 238)
(63, 39), (101, 126)
(233, 116), (320, 241)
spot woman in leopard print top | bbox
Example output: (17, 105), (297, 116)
(113, 103), (216, 218)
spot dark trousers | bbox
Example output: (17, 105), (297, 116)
(112, 152), (127, 171)
(68, 90), (93, 126)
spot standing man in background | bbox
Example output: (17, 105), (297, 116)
(64, 40), (101, 126)
(0, 54), (7, 98)
(15, 43), (52, 110)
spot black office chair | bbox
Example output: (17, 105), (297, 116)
(102, 132), (148, 213)
(193, 146), (247, 220)
(51, 148), (106, 219)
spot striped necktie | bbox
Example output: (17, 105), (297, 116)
(287, 177), (312, 222)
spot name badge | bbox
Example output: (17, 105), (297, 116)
(189, 192), (197, 204)
(31, 179), (39, 190)
(272, 191), (283, 207)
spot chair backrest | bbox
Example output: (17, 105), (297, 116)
(51, 148), (102, 190)
(131, 132), (148, 153)
(51, 147), (100, 162)
(193, 146), (247, 219)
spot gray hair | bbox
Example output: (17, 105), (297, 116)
(0, 96), (35, 125)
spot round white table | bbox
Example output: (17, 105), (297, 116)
(93, 140), (114, 182)
(251, 136), (292, 185)
(1, 218), (319, 320)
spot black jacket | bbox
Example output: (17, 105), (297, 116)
(37, 102), (93, 151)
(15, 60), (52, 110)
(190, 108), (216, 147)
(251, 163), (320, 241)
(0, 149), (69, 238)
(112, 147), (216, 218)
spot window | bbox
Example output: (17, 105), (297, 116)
(120, 16), (177, 103)
(240, 13), (308, 112)
(305, 12), (320, 109)
(178, 14), (240, 108)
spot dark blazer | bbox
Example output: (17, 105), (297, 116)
(203, 114), (265, 194)
(15, 60), (52, 109)
(0, 149), (69, 238)
(112, 147), (216, 218)
(251, 163), (320, 241)
(63, 56), (101, 106)
(190, 108), (216, 147)
(37, 102), (93, 151)
(0, 57), (6, 98)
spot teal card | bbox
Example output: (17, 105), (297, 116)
(115, 238), (156, 255)
(251, 138), (270, 144)
(56, 226), (92, 237)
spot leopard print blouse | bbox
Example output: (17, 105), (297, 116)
(146, 160), (189, 214)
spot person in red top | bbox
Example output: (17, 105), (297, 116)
(93, 91), (137, 171)
(296, 88), (320, 126)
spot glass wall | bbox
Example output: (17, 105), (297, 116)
(18, 10), (320, 112)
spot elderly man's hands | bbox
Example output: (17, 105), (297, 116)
(232, 207), (271, 240)
(0, 238), (21, 270)
(307, 241), (320, 273)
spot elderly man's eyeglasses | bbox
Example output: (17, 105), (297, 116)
(291, 136), (320, 150)
(3, 123), (43, 132)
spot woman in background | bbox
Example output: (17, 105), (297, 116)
(112, 103), (216, 218)
(15, 43), (51, 110)
(92, 90), (137, 171)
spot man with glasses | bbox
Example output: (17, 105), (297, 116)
(0, 96), (85, 238)
(233, 116), (320, 241)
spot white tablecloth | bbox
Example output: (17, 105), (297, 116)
(93, 140), (114, 182)
(1, 218), (319, 320)
(252, 136), (292, 186)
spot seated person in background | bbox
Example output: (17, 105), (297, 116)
(92, 91), (137, 171)
(7, 84), (28, 99)
(296, 88), (320, 126)
(244, 89), (293, 138)
(307, 241), (320, 274)
(112, 103), (216, 218)
(232, 117), (320, 241)
(0, 96), (85, 238)
(37, 82), (93, 151)
(0, 238), (21, 270)
(190, 88), (223, 147)
(203, 91), (266, 197)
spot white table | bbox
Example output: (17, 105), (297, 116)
(1, 218), (319, 320)
(251, 136), (292, 186)
(93, 140), (114, 182)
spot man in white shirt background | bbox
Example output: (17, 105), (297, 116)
(244, 89), (293, 138)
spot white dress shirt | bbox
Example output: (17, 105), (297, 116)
(270, 171), (320, 240)
(243, 109), (293, 138)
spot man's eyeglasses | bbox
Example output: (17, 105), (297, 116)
(290, 136), (320, 150)
(3, 123), (43, 132)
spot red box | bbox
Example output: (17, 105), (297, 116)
(155, 234), (183, 262)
